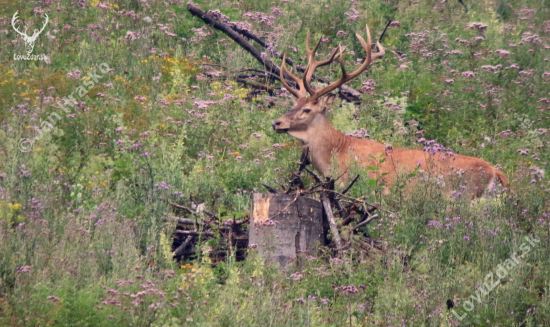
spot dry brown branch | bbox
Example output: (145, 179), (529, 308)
(341, 174), (360, 195)
(235, 78), (277, 94)
(304, 166), (323, 184)
(353, 214), (379, 231)
(262, 183), (282, 193)
(170, 203), (197, 216)
(177, 218), (198, 225)
(319, 190), (395, 215)
(175, 230), (215, 237)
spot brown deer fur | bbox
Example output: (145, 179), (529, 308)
(272, 25), (508, 197)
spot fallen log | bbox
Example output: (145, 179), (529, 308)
(173, 235), (194, 257)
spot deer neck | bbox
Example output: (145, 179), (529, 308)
(288, 114), (350, 176)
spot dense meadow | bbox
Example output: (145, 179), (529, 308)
(1, 0), (550, 325)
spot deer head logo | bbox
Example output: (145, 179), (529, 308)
(12, 11), (48, 54)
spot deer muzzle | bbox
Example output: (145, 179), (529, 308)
(271, 120), (288, 133)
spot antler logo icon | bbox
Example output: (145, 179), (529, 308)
(11, 11), (48, 54)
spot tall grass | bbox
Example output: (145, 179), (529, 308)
(0, 0), (549, 325)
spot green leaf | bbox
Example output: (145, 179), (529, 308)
(366, 166), (379, 172)
(234, 211), (247, 219)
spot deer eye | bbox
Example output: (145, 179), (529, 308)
(303, 109), (312, 113)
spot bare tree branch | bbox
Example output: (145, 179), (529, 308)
(353, 214), (379, 231)
(186, 4), (364, 102)
(341, 174), (360, 195)
(262, 183), (282, 193)
(379, 20), (392, 43)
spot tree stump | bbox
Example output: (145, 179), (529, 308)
(249, 193), (325, 269)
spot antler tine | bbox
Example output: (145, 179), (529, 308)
(11, 11), (19, 25)
(301, 30), (319, 97)
(311, 24), (384, 101)
(304, 46), (340, 83)
(38, 13), (49, 35)
(371, 43), (385, 61)
(11, 11), (25, 36)
(280, 53), (307, 99)
(304, 31), (340, 75)
(304, 30), (316, 58)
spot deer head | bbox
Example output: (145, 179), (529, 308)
(272, 24), (384, 143)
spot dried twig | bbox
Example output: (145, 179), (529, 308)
(187, 4), (280, 76)
(379, 20), (392, 43)
(204, 209), (219, 221)
(177, 218), (198, 225)
(353, 214), (379, 231)
(170, 203), (197, 216)
(176, 230), (215, 237)
(341, 174), (360, 195)
(337, 203), (376, 227)
(304, 167), (323, 184)
(262, 183), (282, 193)
(286, 171), (305, 193)
(458, 0), (468, 12)
(317, 190), (395, 215)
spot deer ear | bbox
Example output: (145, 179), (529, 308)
(290, 96), (299, 106)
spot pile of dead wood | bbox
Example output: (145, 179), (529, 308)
(170, 203), (249, 263)
(170, 149), (391, 263)
(258, 149), (386, 257)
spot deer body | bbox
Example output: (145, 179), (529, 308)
(272, 25), (507, 196)
(288, 110), (506, 196)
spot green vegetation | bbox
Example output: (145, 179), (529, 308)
(0, 0), (549, 325)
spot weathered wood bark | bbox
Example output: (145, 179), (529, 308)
(321, 193), (342, 257)
(249, 193), (324, 269)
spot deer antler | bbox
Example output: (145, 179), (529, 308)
(280, 30), (340, 100)
(11, 11), (27, 38)
(301, 31), (340, 96)
(35, 13), (49, 37)
(308, 24), (384, 102)
(280, 25), (384, 101)
(280, 54), (308, 99)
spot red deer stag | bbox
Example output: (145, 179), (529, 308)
(272, 25), (508, 197)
